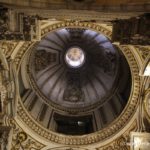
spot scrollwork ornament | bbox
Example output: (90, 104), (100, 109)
(114, 136), (128, 150)
(11, 120), (44, 150)
(17, 132), (28, 143)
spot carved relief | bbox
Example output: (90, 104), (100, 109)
(0, 7), (23, 41)
(34, 50), (57, 72)
(102, 136), (129, 150)
(0, 41), (17, 58)
(98, 120), (137, 150)
(0, 126), (12, 150)
(135, 46), (150, 60)
(23, 15), (41, 41)
(112, 14), (150, 45)
(0, 49), (18, 120)
(0, 6), (41, 41)
(63, 74), (84, 102)
(113, 136), (129, 150)
(0, 7), (9, 40)
(9, 119), (45, 150)
(0, 50), (9, 117)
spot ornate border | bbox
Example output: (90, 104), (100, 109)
(16, 21), (140, 145)
(14, 41), (34, 70)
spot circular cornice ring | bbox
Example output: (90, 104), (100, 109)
(16, 21), (141, 145)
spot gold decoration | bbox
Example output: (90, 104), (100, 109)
(0, 41), (18, 58)
(15, 21), (140, 146)
(97, 120), (137, 150)
(17, 132), (28, 142)
(10, 119), (45, 150)
(135, 46), (150, 61)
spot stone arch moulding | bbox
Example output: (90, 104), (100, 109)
(140, 52), (150, 76)
(14, 21), (141, 146)
(144, 88), (150, 123)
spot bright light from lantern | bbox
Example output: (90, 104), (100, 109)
(65, 47), (85, 68)
(134, 137), (142, 148)
(144, 62), (150, 76)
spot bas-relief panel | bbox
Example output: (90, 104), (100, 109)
(9, 119), (45, 150)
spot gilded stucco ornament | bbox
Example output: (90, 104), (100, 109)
(0, 41), (17, 58)
(98, 120), (137, 150)
(134, 46), (150, 61)
(14, 21), (141, 147)
(0, 49), (15, 117)
(8, 119), (45, 150)
(144, 88), (150, 123)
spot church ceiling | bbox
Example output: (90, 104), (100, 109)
(0, 4), (149, 148)
(29, 28), (120, 109)
(5, 21), (140, 148)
